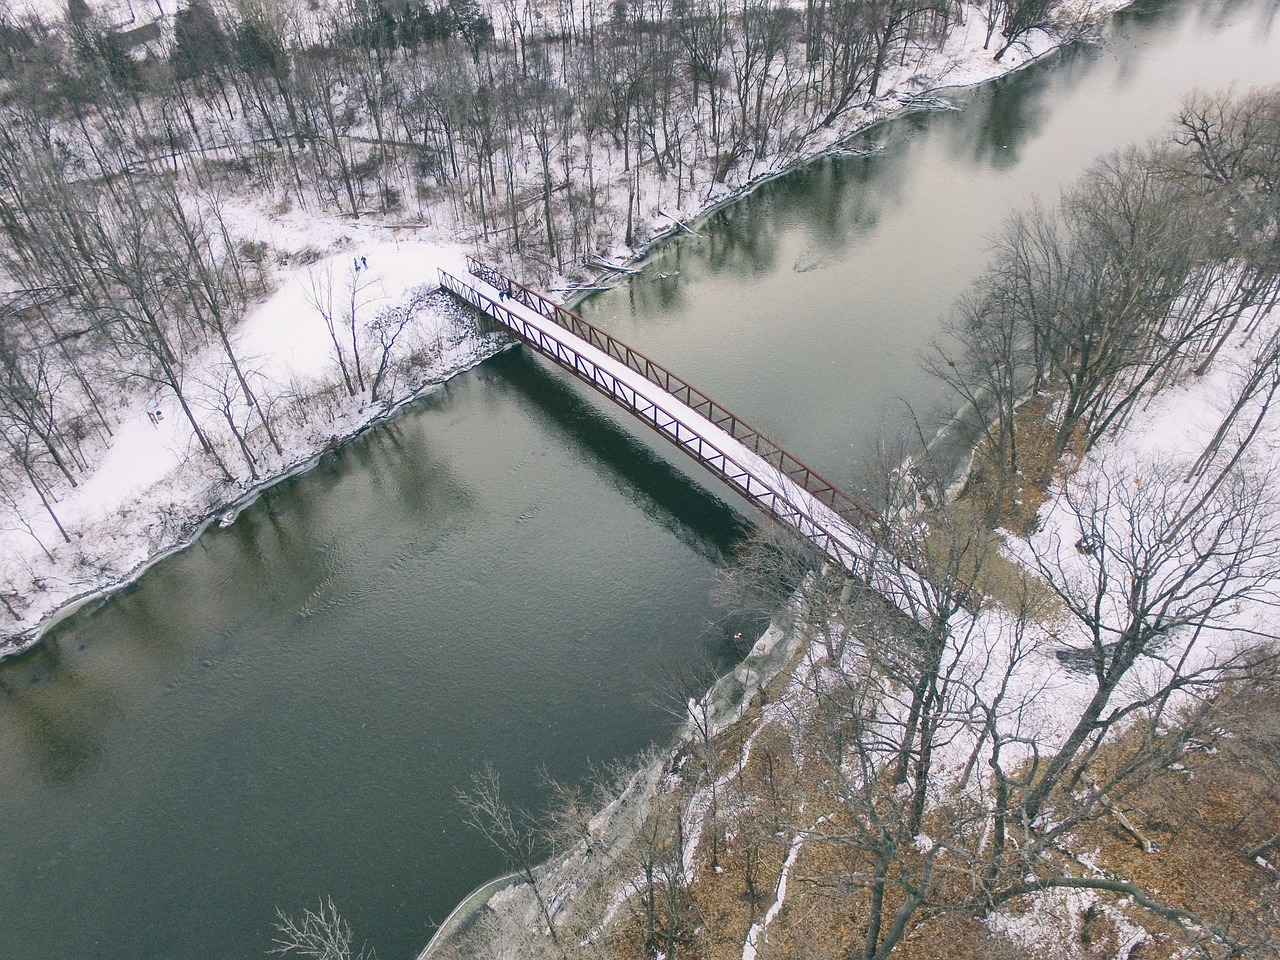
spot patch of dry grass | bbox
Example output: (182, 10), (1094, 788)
(907, 396), (1079, 621)
(595, 666), (1279, 960)
(1063, 686), (1280, 957)
(915, 495), (1062, 621)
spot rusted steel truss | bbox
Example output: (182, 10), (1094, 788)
(463, 256), (880, 530)
(439, 264), (910, 596)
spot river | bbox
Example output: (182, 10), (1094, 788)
(2, 2), (1278, 958)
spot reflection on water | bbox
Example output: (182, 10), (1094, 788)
(3, 3), (1280, 960)
(959, 54), (1065, 169)
(0, 363), (743, 960)
(0, 644), (114, 785)
(582, 0), (1280, 490)
(493, 350), (748, 562)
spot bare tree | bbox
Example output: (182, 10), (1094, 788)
(811, 0), (877, 126)
(866, 454), (991, 834)
(194, 362), (263, 479)
(799, 616), (965, 960)
(619, 781), (704, 960)
(860, 0), (953, 98)
(0, 472), (58, 561)
(992, 0), (1059, 62)
(305, 262), (378, 397)
(272, 897), (376, 960)
(459, 761), (565, 953)
(1020, 451), (1280, 824)
(151, 182), (285, 456)
(932, 140), (1270, 489)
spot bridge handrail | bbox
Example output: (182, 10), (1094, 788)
(465, 256), (879, 530)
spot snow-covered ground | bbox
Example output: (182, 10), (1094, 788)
(564, 1), (1119, 280)
(0, 238), (512, 655)
(0, 1), (1130, 658)
(414, 239), (1280, 958)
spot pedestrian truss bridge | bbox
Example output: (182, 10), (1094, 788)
(440, 258), (937, 628)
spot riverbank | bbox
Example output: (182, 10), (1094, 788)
(0, 242), (515, 658)
(8, 2), (1280, 958)
(417, 601), (811, 959)
(560, 1), (1124, 292)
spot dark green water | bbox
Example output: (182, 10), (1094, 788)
(2, 2), (1279, 958)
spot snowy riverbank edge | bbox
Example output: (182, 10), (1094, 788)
(563, 37), (1086, 301)
(0, 3), (1129, 666)
(0, 340), (518, 661)
(416, 607), (811, 960)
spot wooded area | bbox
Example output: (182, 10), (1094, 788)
(4, 3), (1277, 953)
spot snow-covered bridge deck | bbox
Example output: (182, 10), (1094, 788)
(440, 258), (937, 628)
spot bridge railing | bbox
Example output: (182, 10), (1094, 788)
(465, 256), (880, 531)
